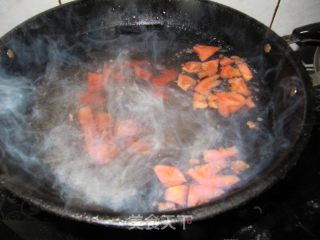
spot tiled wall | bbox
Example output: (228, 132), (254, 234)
(0, 0), (319, 37)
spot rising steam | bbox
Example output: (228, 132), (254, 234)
(0, 13), (305, 213)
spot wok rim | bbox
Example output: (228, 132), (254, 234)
(0, 0), (315, 227)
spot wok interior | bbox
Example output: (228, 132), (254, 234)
(0, 0), (308, 216)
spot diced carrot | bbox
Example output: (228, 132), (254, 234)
(187, 185), (224, 207)
(87, 72), (104, 92)
(208, 94), (218, 109)
(182, 61), (202, 73)
(209, 159), (229, 173)
(78, 106), (95, 127)
(201, 59), (219, 76)
(87, 143), (119, 164)
(246, 97), (256, 108)
(217, 101), (231, 117)
(204, 146), (238, 162)
(213, 92), (248, 117)
(237, 62), (253, 81)
(134, 65), (153, 81)
(79, 91), (106, 106)
(220, 65), (241, 78)
(114, 120), (140, 137)
(153, 165), (187, 187)
(193, 93), (208, 109)
(95, 112), (110, 132)
(165, 185), (188, 206)
(187, 164), (213, 184)
(193, 76), (221, 109)
(152, 69), (178, 86)
(151, 86), (170, 100)
(231, 160), (250, 173)
(195, 75), (220, 95)
(193, 44), (220, 61)
(246, 120), (256, 129)
(187, 163), (228, 185)
(82, 126), (96, 149)
(220, 56), (234, 66)
(229, 77), (251, 96)
(197, 71), (209, 79)
(157, 202), (176, 211)
(177, 74), (197, 91)
(209, 175), (240, 188)
(114, 71), (125, 82)
(230, 55), (243, 63)
(78, 106), (97, 147)
(128, 139), (150, 155)
(95, 112), (111, 140)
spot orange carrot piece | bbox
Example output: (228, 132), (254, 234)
(151, 86), (170, 100)
(202, 60), (219, 71)
(230, 55), (243, 64)
(177, 74), (197, 91)
(95, 112), (111, 140)
(134, 65), (153, 81)
(79, 91), (106, 106)
(182, 61), (202, 73)
(153, 165), (187, 187)
(187, 164), (213, 184)
(165, 185), (188, 206)
(209, 175), (240, 188)
(78, 106), (95, 126)
(231, 160), (250, 173)
(246, 120), (256, 129)
(193, 76), (221, 109)
(220, 65), (241, 78)
(246, 97), (256, 108)
(193, 93), (208, 109)
(78, 106), (97, 147)
(197, 71), (210, 79)
(114, 71), (125, 82)
(204, 146), (238, 162)
(152, 69), (178, 86)
(229, 77), (251, 96)
(220, 56), (234, 66)
(87, 143), (119, 164)
(87, 72), (104, 92)
(237, 62), (253, 81)
(193, 44), (220, 61)
(195, 75), (220, 95)
(157, 202), (176, 211)
(96, 112), (110, 132)
(202, 59), (219, 76)
(128, 139), (150, 155)
(114, 120), (140, 137)
(187, 163), (228, 185)
(208, 94), (218, 109)
(187, 185), (224, 207)
(82, 126), (96, 147)
(213, 92), (248, 117)
(151, 69), (177, 100)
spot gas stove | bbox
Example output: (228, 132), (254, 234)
(0, 48), (320, 240)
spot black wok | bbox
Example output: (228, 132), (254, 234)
(0, 0), (316, 227)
